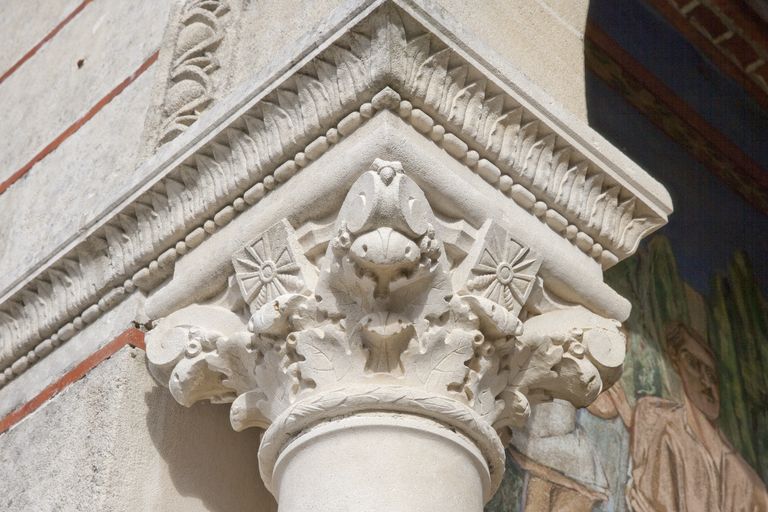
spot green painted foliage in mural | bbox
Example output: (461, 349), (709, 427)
(484, 236), (768, 510)
(607, 237), (768, 483)
(709, 252), (768, 481)
(484, 450), (526, 512)
(605, 236), (689, 405)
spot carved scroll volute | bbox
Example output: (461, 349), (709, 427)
(145, 304), (248, 406)
(494, 307), (626, 433)
(144, 158), (628, 495)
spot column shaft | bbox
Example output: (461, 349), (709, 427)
(272, 413), (490, 512)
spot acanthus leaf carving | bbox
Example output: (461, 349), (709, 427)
(403, 296), (477, 393)
(290, 326), (353, 389)
(0, 4), (666, 391)
(145, 158), (627, 494)
(157, 0), (233, 146)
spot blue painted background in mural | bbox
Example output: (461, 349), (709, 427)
(586, 0), (768, 297)
(486, 0), (768, 509)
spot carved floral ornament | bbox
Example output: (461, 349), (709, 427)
(145, 159), (626, 493)
(0, 4), (671, 393)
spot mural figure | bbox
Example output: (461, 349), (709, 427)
(486, 237), (768, 512)
(627, 322), (768, 512)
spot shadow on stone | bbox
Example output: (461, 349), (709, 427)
(144, 386), (277, 511)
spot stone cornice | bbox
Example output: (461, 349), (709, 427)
(0, 2), (671, 390)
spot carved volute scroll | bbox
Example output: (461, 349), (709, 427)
(145, 159), (626, 495)
(0, 4), (671, 394)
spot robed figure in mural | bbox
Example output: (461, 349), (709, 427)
(627, 323), (768, 512)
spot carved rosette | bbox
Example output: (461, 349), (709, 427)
(145, 159), (626, 494)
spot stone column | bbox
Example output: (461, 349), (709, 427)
(0, 4), (672, 509)
(133, 6), (672, 510)
(145, 160), (632, 511)
(272, 414), (489, 512)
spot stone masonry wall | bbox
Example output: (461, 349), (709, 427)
(0, 347), (276, 511)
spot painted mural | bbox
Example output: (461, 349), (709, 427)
(486, 235), (768, 511)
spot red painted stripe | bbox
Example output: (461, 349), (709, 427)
(0, 328), (145, 435)
(0, 0), (93, 85)
(645, 0), (768, 112)
(0, 50), (159, 196)
(586, 22), (768, 204)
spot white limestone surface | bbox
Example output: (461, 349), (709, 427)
(420, 0), (591, 120)
(0, 293), (144, 419)
(233, 0), (354, 86)
(0, 0), (170, 183)
(0, 0), (82, 74)
(230, 0), (592, 127)
(0, 348), (277, 512)
(0, 68), (158, 296)
(273, 414), (490, 512)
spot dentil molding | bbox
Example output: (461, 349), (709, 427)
(0, 1), (671, 408)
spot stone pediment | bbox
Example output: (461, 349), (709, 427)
(0, 2), (671, 398)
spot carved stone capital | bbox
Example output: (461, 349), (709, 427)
(0, 3), (670, 399)
(146, 159), (626, 498)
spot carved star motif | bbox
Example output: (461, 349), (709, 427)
(233, 232), (304, 309)
(465, 227), (540, 315)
